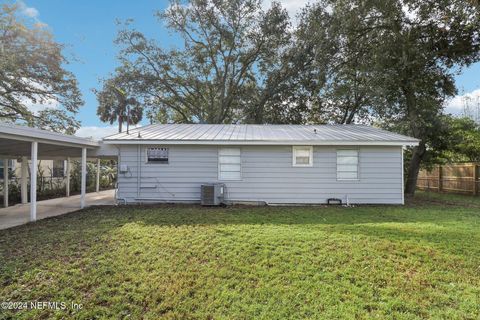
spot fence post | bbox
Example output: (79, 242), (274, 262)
(438, 165), (442, 192)
(473, 164), (478, 196)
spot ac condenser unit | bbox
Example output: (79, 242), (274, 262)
(201, 183), (225, 206)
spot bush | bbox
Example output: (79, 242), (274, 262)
(1, 160), (117, 207)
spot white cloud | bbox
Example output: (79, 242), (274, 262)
(444, 88), (480, 117)
(75, 125), (143, 140)
(17, 1), (39, 18)
(17, 79), (59, 114)
(22, 97), (60, 114)
(75, 126), (119, 140)
(401, 4), (418, 22)
(22, 6), (38, 18)
(262, 0), (310, 19)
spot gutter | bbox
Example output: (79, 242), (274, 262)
(102, 140), (420, 147)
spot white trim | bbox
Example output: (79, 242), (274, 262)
(292, 146), (313, 167)
(66, 157), (71, 197)
(218, 147), (242, 181)
(145, 146), (169, 164)
(401, 146), (405, 205)
(96, 158), (101, 193)
(3, 159), (8, 208)
(103, 139), (419, 146)
(80, 147), (87, 209)
(30, 141), (37, 222)
(21, 157), (28, 204)
(336, 149), (359, 181)
(0, 123), (99, 148)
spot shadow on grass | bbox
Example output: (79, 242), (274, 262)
(1, 204), (478, 261)
(1, 202), (479, 319)
(1, 203), (478, 240)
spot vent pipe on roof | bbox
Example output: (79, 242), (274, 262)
(314, 129), (317, 134)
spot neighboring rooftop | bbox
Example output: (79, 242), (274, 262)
(103, 124), (419, 146)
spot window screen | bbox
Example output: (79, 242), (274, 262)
(147, 147), (169, 163)
(293, 146), (313, 167)
(218, 148), (241, 180)
(52, 160), (65, 178)
(337, 150), (359, 180)
(0, 160), (13, 179)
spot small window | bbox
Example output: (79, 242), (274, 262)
(337, 149), (359, 180)
(218, 148), (241, 180)
(147, 147), (169, 164)
(52, 160), (65, 178)
(293, 146), (313, 167)
(0, 160), (13, 179)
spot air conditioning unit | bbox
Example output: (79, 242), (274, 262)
(201, 183), (225, 206)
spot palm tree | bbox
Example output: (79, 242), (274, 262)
(95, 80), (143, 133)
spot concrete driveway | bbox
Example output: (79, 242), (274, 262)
(0, 189), (115, 230)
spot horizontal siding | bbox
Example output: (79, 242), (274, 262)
(117, 145), (403, 204)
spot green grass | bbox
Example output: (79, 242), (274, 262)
(415, 190), (480, 207)
(1, 194), (479, 319)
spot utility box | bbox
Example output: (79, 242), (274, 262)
(201, 183), (225, 206)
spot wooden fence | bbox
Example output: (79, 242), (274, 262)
(417, 163), (480, 195)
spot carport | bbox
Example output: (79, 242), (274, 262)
(0, 123), (116, 223)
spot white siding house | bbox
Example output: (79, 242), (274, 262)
(103, 124), (419, 205)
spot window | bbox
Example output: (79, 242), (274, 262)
(0, 160), (13, 179)
(292, 146), (313, 167)
(218, 148), (241, 180)
(147, 147), (169, 164)
(52, 160), (65, 178)
(337, 150), (359, 180)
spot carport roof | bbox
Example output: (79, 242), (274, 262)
(0, 123), (100, 158)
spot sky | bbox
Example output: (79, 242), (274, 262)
(16, 0), (480, 139)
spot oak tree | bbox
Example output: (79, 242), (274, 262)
(0, 3), (83, 133)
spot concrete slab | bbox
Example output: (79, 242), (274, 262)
(0, 189), (115, 230)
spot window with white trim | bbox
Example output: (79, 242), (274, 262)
(52, 160), (65, 178)
(0, 160), (13, 179)
(292, 146), (313, 167)
(218, 148), (241, 180)
(337, 149), (359, 180)
(146, 147), (169, 164)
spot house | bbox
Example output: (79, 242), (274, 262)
(0, 159), (66, 181)
(0, 123), (105, 216)
(103, 124), (419, 205)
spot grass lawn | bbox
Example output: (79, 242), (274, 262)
(1, 193), (479, 319)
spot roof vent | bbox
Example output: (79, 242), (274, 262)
(313, 128), (317, 134)
(137, 132), (142, 138)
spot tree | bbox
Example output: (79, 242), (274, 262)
(370, 0), (480, 195)
(95, 76), (143, 133)
(433, 115), (480, 163)
(111, 0), (292, 124)
(0, 3), (83, 133)
(295, 0), (480, 194)
(285, 1), (381, 125)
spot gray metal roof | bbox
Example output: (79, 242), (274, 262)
(0, 123), (103, 159)
(0, 123), (99, 147)
(103, 124), (419, 146)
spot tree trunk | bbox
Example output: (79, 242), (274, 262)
(401, 81), (425, 197)
(404, 140), (426, 196)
